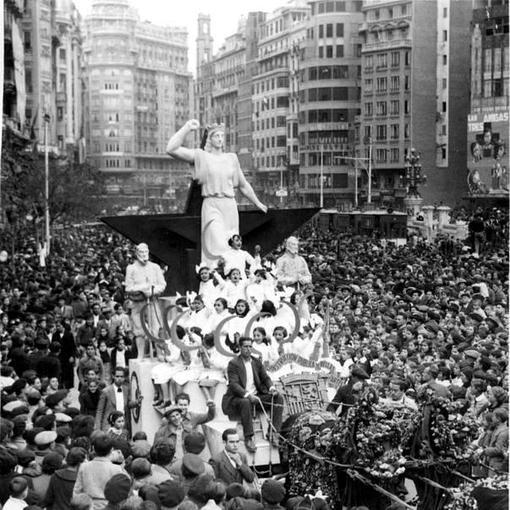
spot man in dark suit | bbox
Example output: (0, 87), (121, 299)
(209, 428), (255, 485)
(326, 365), (369, 415)
(52, 321), (77, 389)
(222, 336), (283, 453)
(95, 366), (141, 434)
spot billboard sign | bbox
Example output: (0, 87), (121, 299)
(467, 109), (509, 195)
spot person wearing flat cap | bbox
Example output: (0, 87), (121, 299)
(181, 453), (206, 493)
(34, 431), (58, 465)
(261, 479), (286, 510)
(326, 365), (369, 415)
(153, 405), (187, 459)
(158, 479), (186, 510)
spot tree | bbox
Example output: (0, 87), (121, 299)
(2, 139), (106, 224)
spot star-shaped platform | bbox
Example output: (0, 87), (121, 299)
(101, 181), (319, 293)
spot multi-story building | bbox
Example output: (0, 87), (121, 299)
(358, 0), (473, 208)
(298, 0), (364, 208)
(467, 0), (509, 196)
(83, 0), (193, 202)
(196, 12), (266, 181)
(251, 1), (309, 195)
(20, 0), (83, 159)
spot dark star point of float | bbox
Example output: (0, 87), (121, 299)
(101, 182), (319, 293)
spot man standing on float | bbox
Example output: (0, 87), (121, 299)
(166, 120), (268, 267)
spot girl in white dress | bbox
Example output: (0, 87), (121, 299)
(252, 326), (279, 366)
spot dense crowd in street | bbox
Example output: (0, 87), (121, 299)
(0, 204), (508, 510)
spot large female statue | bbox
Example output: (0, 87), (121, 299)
(166, 120), (267, 266)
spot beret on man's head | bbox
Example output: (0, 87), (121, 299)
(45, 390), (68, 408)
(104, 474), (132, 504)
(158, 479), (185, 508)
(351, 366), (369, 380)
(261, 479), (286, 504)
(182, 453), (205, 477)
(34, 430), (57, 447)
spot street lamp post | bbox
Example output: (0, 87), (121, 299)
(44, 113), (51, 255)
(319, 143), (324, 208)
(401, 147), (427, 217)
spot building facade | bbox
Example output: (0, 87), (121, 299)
(251, 1), (309, 197)
(466, 0), (509, 196)
(298, 0), (363, 207)
(83, 0), (193, 203)
(358, 0), (473, 208)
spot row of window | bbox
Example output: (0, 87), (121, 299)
(364, 75), (410, 93)
(310, 1), (361, 15)
(254, 96), (289, 112)
(255, 136), (287, 151)
(318, 45), (345, 58)
(367, 4), (409, 21)
(254, 116), (287, 131)
(318, 23), (344, 38)
(364, 124), (410, 141)
(307, 65), (351, 80)
(364, 100), (408, 116)
(364, 51), (408, 69)
(254, 76), (289, 94)
(300, 87), (350, 102)
(298, 109), (350, 123)
(255, 154), (287, 169)
(104, 159), (131, 168)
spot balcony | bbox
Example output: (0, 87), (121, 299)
(362, 38), (412, 52)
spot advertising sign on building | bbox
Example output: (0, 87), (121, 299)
(466, 109), (509, 195)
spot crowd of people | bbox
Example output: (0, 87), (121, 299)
(0, 204), (508, 510)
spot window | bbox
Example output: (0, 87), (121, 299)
(404, 124), (410, 138)
(336, 23), (344, 37)
(319, 25), (324, 38)
(443, 7), (448, 17)
(401, 4), (407, 15)
(335, 1), (346, 12)
(376, 101), (387, 115)
(442, 101), (447, 113)
(442, 78), (447, 89)
(59, 48), (66, 61)
(365, 102), (373, 116)
(57, 106), (63, 121)
(441, 147), (447, 159)
(390, 100), (399, 115)
(336, 45), (343, 58)
(390, 52), (400, 67)
(443, 55), (447, 65)
(377, 53), (387, 68)
(390, 148), (399, 162)
(326, 24), (333, 37)
(441, 124), (447, 135)
(365, 55), (373, 69)
(376, 125), (387, 140)
(404, 100), (410, 114)
(277, 116), (286, 127)
(326, 46), (333, 58)
(376, 77), (387, 92)
(364, 79), (373, 92)
(390, 76), (400, 91)
(404, 75), (410, 90)
(443, 30), (448, 42)
(390, 124), (399, 139)
(277, 136), (286, 147)
(364, 126), (372, 139)
(24, 31), (31, 51)
(319, 46), (324, 58)
(404, 51), (411, 66)
(376, 149), (387, 162)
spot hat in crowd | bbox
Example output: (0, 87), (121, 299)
(26, 389), (42, 406)
(183, 432), (206, 454)
(16, 449), (35, 467)
(66, 447), (87, 467)
(351, 366), (369, 380)
(163, 405), (183, 418)
(25, 428), (44, 446)
(261, 479), (286, 504)
(465, 349), (481, 360)
(34, 414), (56, 430)
(131, 439), (151, 459)
(3, 400), (26, 414)
(55, 412), (72, 424)
(182, 453), (205, 477)
(242, 500), (265, 510)
(104, 474), (132, 504)
(131, 458), (151, 478)
(34, 430), (57, 447)
(226, 483), (246, 500)
(158, 479), (186, 508)
(42, 452), (64, 472)
(45, 390), (68, 408)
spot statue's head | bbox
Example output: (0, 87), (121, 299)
(205, 123), (225, 152)
(286, 236), (299, 255)
(135, 243), (149, 265)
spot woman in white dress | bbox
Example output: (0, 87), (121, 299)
(166, 120), (267, 267)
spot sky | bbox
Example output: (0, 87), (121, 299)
(74, 0), (282, 74)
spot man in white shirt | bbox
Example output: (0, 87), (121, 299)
(3, 477), (28, 510)
(382, 379), (418, 411)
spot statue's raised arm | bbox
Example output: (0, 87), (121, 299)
(166, 120), (267, 267)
